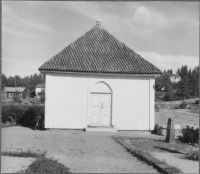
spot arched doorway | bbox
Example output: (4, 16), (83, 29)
(89, 82), (112, 127)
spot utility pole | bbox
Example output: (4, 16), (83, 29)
(3, 83), (5, 100)
(15, 76), (16, 87)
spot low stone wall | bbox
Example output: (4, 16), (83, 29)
(153, 124), (182, 137)
(155, 98), (199, 105)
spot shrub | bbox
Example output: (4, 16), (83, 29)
(152, 124), (160, 134)
(186, 147), (199, 161)
(18, 105), (44, 127)
(2, 104), (28, 123)
(155, 92), (166, 99)
(182, 126), (199, 145)
(25, 156), (71, 174)
(2, 104), (44, 128)
(172, 94), (184, 101)
(179, 101), (188, 109)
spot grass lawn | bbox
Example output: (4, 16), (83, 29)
(155, 109), (199, 127)
(188, 103), (199, 114)
(158, 102), (199, 114)
(155, 110), (199, 127)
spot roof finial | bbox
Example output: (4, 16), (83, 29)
(96, 20), (100, 27)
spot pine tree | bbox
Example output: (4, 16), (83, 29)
(166, 69), (173, 75)
(191, 66), (199, 97)
(188, 68), (193, 97)
(177, 65), (190, 99)
(167, 69), (170, 74)
(2, 74), (7, 89)
(155, 73), (172, 92)
(176, 68), (180, 75)
(7, 76), (15, 87)
(165, 83), (174, 101)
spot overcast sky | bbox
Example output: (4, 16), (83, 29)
(2, 1), (199, 77)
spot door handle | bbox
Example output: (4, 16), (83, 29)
(102, 103), (103, 109)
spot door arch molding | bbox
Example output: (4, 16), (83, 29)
(90, 81), (113, 93)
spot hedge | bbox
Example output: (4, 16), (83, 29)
(2, 104), (44, 128)
(179, 101), (190, 109)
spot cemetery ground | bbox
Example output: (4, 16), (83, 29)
(2, 107), (199, 173)
(155, 103), (199, 128)
(158, 101), (199, 115)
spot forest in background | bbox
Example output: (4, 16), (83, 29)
(155, 65), (199, 101)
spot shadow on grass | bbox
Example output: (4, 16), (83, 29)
(2, 150), (45, 158)
(154, 146), (183, 154)
(154, 138), (183, 144)
(153, 139), (165, 142)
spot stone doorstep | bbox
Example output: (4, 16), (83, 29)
(85, 126), (117, 133)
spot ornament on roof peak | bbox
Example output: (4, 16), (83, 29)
(96, 20), (101, 27)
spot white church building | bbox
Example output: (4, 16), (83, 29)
(39, 21), (162, 131)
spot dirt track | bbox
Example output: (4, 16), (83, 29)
(2, 127), (158, 173)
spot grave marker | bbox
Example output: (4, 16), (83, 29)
(165, 118), (175, 143)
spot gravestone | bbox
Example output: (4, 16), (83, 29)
(165, 118), (175, 143)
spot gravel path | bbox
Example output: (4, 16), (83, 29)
(151, 151), (199, 173)
(2, 127), (158, 173)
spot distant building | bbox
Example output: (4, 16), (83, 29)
(35, 83), (45, 99)
(169, 74), (181, 83)
(3, 87), (28, 100)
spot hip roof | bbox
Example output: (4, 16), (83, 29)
(169, 74), (180, 78)
(36, 83), (45, 88)
(39, 24), (162, 75)
(5, 87), (26, 92)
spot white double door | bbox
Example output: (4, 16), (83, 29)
(90, 93), (111, 126)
